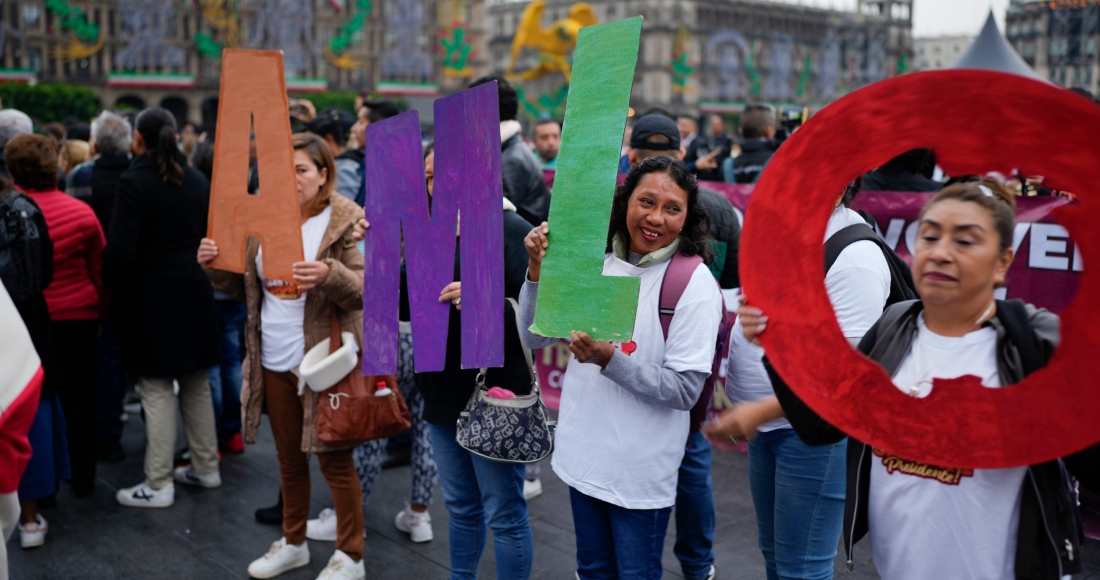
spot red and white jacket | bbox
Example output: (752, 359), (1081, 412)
(0, 283), (44, 494)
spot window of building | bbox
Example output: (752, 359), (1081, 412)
(22, 4), (39, 27)
(1085, 38), (1096, 56)
(25, 47), (42, 71)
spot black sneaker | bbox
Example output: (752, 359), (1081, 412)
(97, 439), (125, 463)
(255, 491), (283, 525)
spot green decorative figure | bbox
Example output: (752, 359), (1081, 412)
(671, 52), (693, 93)
(440, 26), (474, 77)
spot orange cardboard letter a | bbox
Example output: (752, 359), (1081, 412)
(206, 49), (304, 283)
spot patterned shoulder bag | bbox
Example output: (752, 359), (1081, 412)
(455, 298), (556, 463)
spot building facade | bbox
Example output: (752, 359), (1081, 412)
(487, 0), (913, 119)
(0, 0), (490, 123)
(913, 35), (973, 70)
(1005, 0), (1100, 92)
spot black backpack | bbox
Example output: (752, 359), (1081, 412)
(0, 191), (48, 302)
(824, 223), (919, 306)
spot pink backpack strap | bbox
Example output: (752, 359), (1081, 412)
(659, 252), (704, 340)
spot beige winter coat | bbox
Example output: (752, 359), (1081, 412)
(206, 194), (364, 453)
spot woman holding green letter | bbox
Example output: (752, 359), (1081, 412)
(518, 156), (724, 579)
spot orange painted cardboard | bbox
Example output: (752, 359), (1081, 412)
(206, 49), (304, 284)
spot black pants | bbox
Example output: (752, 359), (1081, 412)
(53, 319), (99, 497)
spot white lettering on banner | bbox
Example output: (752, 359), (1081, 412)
(1029, 223), (1072, 270)
(732, 206), (744, 228)
(1074, 243), (1084, 272)
(1012, 223), (1030, 255)
(904, 221), (919, 257)
(875, 218), (906, 254)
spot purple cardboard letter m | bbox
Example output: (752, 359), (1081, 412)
(361, 83), (505, 374)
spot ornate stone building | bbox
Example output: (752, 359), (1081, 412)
(0, 0), (490, 123)
(1005, 0), (1100, 92)
(487, 0), (913, 119)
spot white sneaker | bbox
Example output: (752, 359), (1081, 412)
(316, 549), (365, 580)
(173, 465), (222, 489)
(116, 481), (174, 508)
(247, 537), (310, 579)
(394, 504), (433, 543)
(18, 514), (47, 548)
(523, 478), (543, 500)
(704, 564), (717, 580)
(306, 508), (338, 542)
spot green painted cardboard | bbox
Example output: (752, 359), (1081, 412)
(530, 17), (642, 341)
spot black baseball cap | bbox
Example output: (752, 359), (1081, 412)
(630, 114), (681, 151)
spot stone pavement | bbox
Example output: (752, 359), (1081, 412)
(8, 411), (1099, 579)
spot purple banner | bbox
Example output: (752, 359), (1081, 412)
(361, 84), (504, 374)
(533, 176), (1080, 410)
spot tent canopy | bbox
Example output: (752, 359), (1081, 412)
(951, 11), (1048, 82)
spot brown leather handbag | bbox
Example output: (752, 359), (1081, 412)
(315, 313), (411, 445)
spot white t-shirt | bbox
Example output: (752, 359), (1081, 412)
(725, 206), (891, 431)
(869, 315), (1026, 580)
(257, 205), (332, 372)
(551, 254), (723, 510)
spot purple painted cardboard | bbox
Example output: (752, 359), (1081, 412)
(361, 84), (504, 374)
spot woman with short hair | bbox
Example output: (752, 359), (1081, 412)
(5, 133), (105, 520)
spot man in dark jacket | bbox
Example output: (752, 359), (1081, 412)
(727, 104), (778, 184)
(347, 99), (400, 207)
(627, 112), (741, 580)
(470, 76), (551, 226)
(684, 114), (733, 183)
(861, 148), (941, 192)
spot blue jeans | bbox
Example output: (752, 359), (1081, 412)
(428, 424), (532, 580)
(96, 308), (126, 442)
(674, 431), (716, 580)
(207, 299), (246, 438)
(570, 487), (672, 580)
(748, 429), (847, 580)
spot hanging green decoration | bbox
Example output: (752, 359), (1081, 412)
(670, 52), (693, 93)
(45, 0), (100, 44)
(897, 52), (910, 75)
(327, 0), (372, 68)
(796, 50), (812, 98)
(745, 40), (762, 98)
(439, 25), (475, 77)
(516, 84), (569, 119)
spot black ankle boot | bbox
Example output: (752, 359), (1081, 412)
(254, 490), (283, 525)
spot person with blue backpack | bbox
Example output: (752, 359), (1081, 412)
(519, 156), (725, 579)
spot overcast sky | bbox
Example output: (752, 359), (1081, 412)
(774, 0), (1010, 38)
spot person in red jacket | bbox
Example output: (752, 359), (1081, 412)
(6, 134), (105, 504)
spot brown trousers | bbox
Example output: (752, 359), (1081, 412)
(264, 369), (363, 561)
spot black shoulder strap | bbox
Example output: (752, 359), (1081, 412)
(996, 299), (1044, 377)
(824, 224), (876, 273)
(824, 224), (919, 305)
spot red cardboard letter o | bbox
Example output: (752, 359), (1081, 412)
(741, 69), (1100, 469)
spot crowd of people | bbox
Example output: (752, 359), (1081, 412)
(0, 74), (1097, 580)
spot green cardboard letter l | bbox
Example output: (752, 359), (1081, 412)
(530, 17), (642, 341)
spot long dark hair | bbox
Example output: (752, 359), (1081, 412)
(606, 156), (713, 264)
(135, 108), (183, 185)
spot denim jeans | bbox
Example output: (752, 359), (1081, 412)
(207, 299), (246, 438)
(674, 431), (716, 580)
(96, 308), (126, 442)
(428, 424), (532, 580)
(570, 487), (672, 580)
(748, 428), (847, 580)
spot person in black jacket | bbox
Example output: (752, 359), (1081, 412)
(861, 148), (942, 192)
(725, 104), (778, 184)
(736, 179), (1099, 579)
(470, 75), (551, 226)
(103, 108), (221, 509)
(684, 114), (732, 183)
